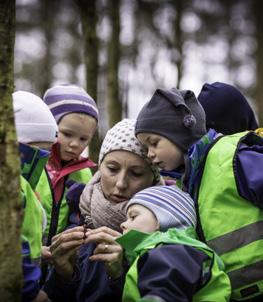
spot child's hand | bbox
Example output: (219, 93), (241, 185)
(85, 227), (123, 279)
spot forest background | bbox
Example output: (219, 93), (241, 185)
(0, 0), (263, 300)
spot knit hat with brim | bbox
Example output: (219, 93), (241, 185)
(99, 118), (160, 184)
(126, 185), (196, 231)
(43, 84), (99, 123)
(135, 88), (206, 152)
(13, 90), (58, 143)
(198, 82), (259, 135)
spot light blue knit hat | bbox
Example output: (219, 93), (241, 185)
(127, 185), (196, 231)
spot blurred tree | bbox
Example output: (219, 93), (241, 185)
(0, 0), (23, 300)
(107, 0), (122, 127)
(253, 0), (263, 125)
(37, 0), (60, 95)
(77, 0), (101, 164)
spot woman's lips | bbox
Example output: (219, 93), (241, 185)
(110, 194), (127, 203)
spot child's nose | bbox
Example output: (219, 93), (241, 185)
(147, 148), (155, 159)
(69, 139), (79, 147)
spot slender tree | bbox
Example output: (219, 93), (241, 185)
(0, 0), (23, 300)
(107, 0), (121, 127)
(76, 0), (101, 164)
(254, 0), (263, 125)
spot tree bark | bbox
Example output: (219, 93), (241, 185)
(107, 0), (122, 127)
(77, 0), (101, 165)
(254, 0), (263, 125)
(0, 0), (23, 300)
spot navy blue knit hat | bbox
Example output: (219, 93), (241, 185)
(127, 185), (196, 231)
(198, 82), (258, 135)
(135, 88), (206, 152)
(43, 84), (99, 123)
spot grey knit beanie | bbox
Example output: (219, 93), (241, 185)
(135, 88), (207, 152)
(99, 118), (160, 184)
(126, 185), (196, 231)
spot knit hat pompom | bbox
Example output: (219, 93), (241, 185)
(13, 90), (58, 144)
(135, 87), (206, 152)
(43, 84), (99, 123)
(198, 82), (259, 135)
(99, 118), (160, 183)
(127, 185), (196, 231)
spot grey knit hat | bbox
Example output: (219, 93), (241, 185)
(135, 88), (207, 152)
(99, 118), (160, 183)
(126, 185), (196, 231)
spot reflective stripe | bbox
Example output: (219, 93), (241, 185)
(207, 221), (263, 255)
(228, 260), (263, 289)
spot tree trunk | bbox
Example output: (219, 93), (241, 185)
(77, 0), (101, 165)
(173, 0), (184, 88)
(254, 0), (263, 125)
(0, 0), (23, 300)
(107, 0), (121, 128)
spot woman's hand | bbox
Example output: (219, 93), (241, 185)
(50, 226), (85, 279)
(41, 246), (52, 264)
(84, 227), (123, 279)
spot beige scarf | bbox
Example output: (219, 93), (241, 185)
(79, 171), (127, 233)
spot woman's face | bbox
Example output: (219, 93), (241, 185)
(100, 150), (155, 203)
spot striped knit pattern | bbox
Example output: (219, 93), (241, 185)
(43, 84), (99, 122)
(127, 185), (196, 231)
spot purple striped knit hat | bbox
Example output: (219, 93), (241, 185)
(43, 84), (99, 123)
(127, 185), (196, 231)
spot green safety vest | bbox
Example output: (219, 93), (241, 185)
(117, 228), (231, 302)
(197, 131), (263, 300)
(21, 176), (44, 263)
(36, 167), (92, 244)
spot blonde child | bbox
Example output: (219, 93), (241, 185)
(36, 84), (98, 249)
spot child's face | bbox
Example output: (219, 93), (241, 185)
(58, 113), (97, 161)
(121, 204), (159, 234)
(137, 133), (184, 171)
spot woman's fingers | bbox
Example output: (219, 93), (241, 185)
(85, 226), (121, 238)
(50, 227), (85, 253)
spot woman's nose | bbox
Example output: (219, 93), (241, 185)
(116, 173), (128, 189)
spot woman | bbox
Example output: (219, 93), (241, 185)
(43, 119), (161, 302)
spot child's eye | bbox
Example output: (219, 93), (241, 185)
(130, 215), (137, 220)
(80, 137), (89, 142)
(61, 131), (71, 138)
(150, 140), (158, 147)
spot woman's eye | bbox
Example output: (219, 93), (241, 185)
(107, 166), (118, 173)
(131, 171), (143, 177)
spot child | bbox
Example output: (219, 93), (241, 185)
(198, 81), (259, 135)
(85, 185), (231, 301)
(13, 90), (58, 302)
(36, 84), (99, 248)
(134, 87), (263, 301)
